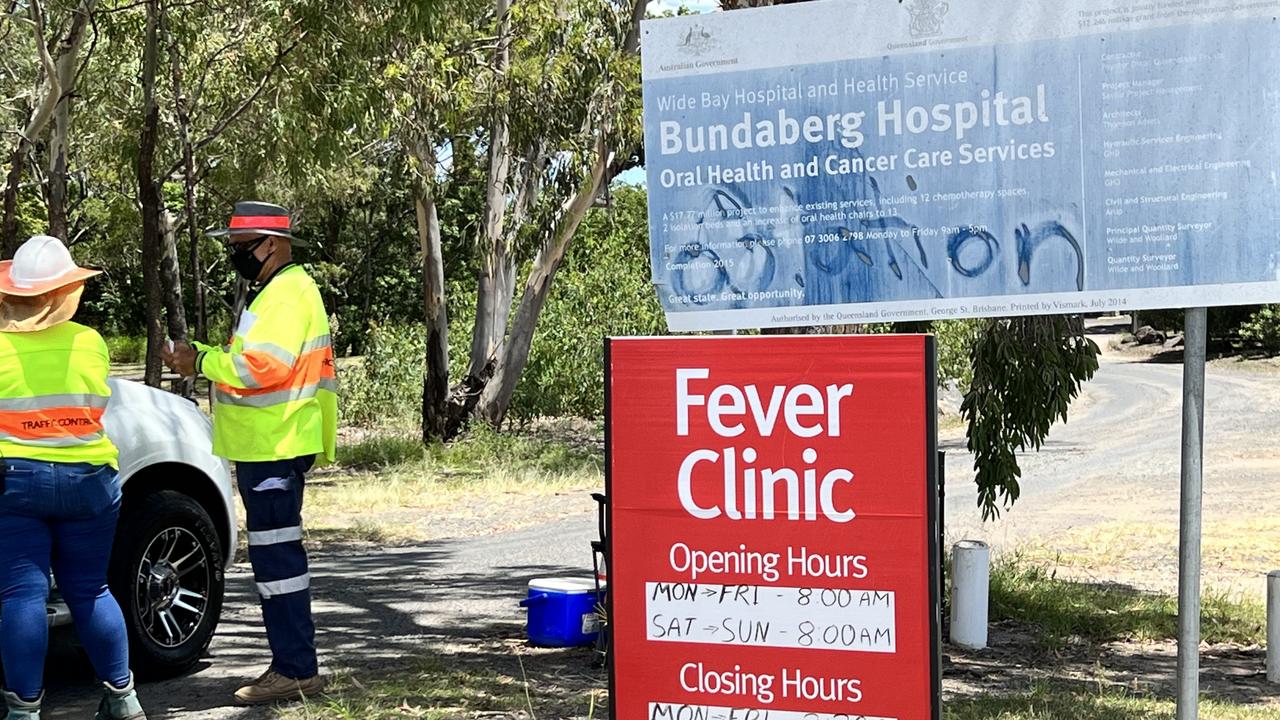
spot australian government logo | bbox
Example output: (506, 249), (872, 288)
(660, 23), (739, 73)
(678, 23), (718, 56)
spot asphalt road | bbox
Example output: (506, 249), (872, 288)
(42, 330), (1280, 718)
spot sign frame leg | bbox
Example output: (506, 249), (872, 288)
(1177, 306), (1207, 719)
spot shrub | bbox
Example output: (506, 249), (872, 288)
(1136, 306), (1259, 339)
(104, 336), (146, 364)
(338, 322), (425, 430)
(510, 186), (666, 421)
(1241, 305), (1280, 352)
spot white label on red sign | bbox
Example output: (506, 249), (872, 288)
(646, 582), (896, 653)
(649, 704), (897, 720)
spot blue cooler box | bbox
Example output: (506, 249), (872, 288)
(520, 578), (604, 647)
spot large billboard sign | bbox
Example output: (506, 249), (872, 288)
(641, 0), (1280, 331)
(607, 335), (939, 720)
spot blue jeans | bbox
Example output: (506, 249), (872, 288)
(0, 458), (130, 701)
(237, 456), (317, 679)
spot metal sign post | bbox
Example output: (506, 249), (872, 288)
(1177, 307), (1208, 720)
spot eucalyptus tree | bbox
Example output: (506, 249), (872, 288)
(313, 0), (647, 439)
(78, 0), (312, 384)
(401, 0), (647, 436)
(1, 0), (97, 256)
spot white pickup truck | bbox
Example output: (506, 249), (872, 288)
(44, 378), (237, 678)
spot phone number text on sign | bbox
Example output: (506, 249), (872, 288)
(646, 582), (896, 653)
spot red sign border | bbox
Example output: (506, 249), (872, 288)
(604, 335), (942, 720)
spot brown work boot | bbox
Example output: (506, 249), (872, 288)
(233, 670), (325, 706)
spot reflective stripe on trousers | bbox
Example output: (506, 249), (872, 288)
(249, 521), (308, 598)
(236, 456), (318, 679)
(247, 525), (304, 547)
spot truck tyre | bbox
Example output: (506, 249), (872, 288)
(109, 490), (225, 680)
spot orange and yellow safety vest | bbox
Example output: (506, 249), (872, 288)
(193, 264), (338, 463)
(0, 321), (119, 468)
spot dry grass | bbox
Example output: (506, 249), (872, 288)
(988, 555), (1265, 648)
(271, 644), (605, 720)
(1016, 517), (1280, 602)
(947, 684), (1280, 719)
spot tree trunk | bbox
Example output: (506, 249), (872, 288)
(470, 0), (647, 425)
(466, 0), (515, 380)
(139, 0), (165, 387)
(166, 13), (204, 342)
(182, 164), (204, 340)
(45, 0), (96, 241)
(416, 176), (450, 442)
(161, 209), (192, 394)
(477, 138), (611, 426)
(2, 0), (60, 256)
(46, 131), (69, 241)
(160, 209), (188, 341)
(1, 145), (28, 258)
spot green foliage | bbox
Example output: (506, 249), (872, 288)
(1240, 305), (1280, 352)
(988, 555), (1264, 646)
(14, 192), (46, 241)
(511, 186), (665, 421)
(426, 422), (602, 476)
(337, 322), (425, 430)
(336, 185), (665, 428)
(934, 319), (981, 389)
(872, 319), (981, 389)
(335, 423), (601, 478)
(336, 434), (429, 469)
(104, 335), (146, 364)
(962, 316), (1100, 519)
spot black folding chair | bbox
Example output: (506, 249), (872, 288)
(590, 492), (609, 665)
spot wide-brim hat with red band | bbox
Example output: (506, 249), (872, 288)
(207, 200), (307, 246)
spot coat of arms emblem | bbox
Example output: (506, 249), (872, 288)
(906, 0), (950, 39)
(678, 23), (718, 56)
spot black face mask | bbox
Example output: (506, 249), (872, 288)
(229, 238), (272, 282)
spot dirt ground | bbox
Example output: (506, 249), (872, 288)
(945, 624), (1276, 706)
(942, 318), (1280, 603)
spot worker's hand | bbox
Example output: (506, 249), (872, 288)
(162, 340), (198, 377)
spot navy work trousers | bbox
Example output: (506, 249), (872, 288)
(236, 456), (318, 679)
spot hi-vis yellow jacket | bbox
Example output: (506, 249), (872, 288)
(0, 322), (119, 468)
(194, 265), (337, 463)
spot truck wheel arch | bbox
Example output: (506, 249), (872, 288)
(121, 462), (235, 565)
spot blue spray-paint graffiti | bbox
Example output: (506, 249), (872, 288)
(666, 145), (1086, 310)
(646, 15), (1280, 324)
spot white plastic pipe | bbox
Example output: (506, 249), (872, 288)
(1268, 571), (1280, 684)
(950, 540), (990, 650)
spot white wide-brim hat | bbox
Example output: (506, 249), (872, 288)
(0, 234), (101, 297)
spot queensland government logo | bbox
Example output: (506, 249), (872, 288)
(677, 23), (718, 56)
(905, 0), (949, 38)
